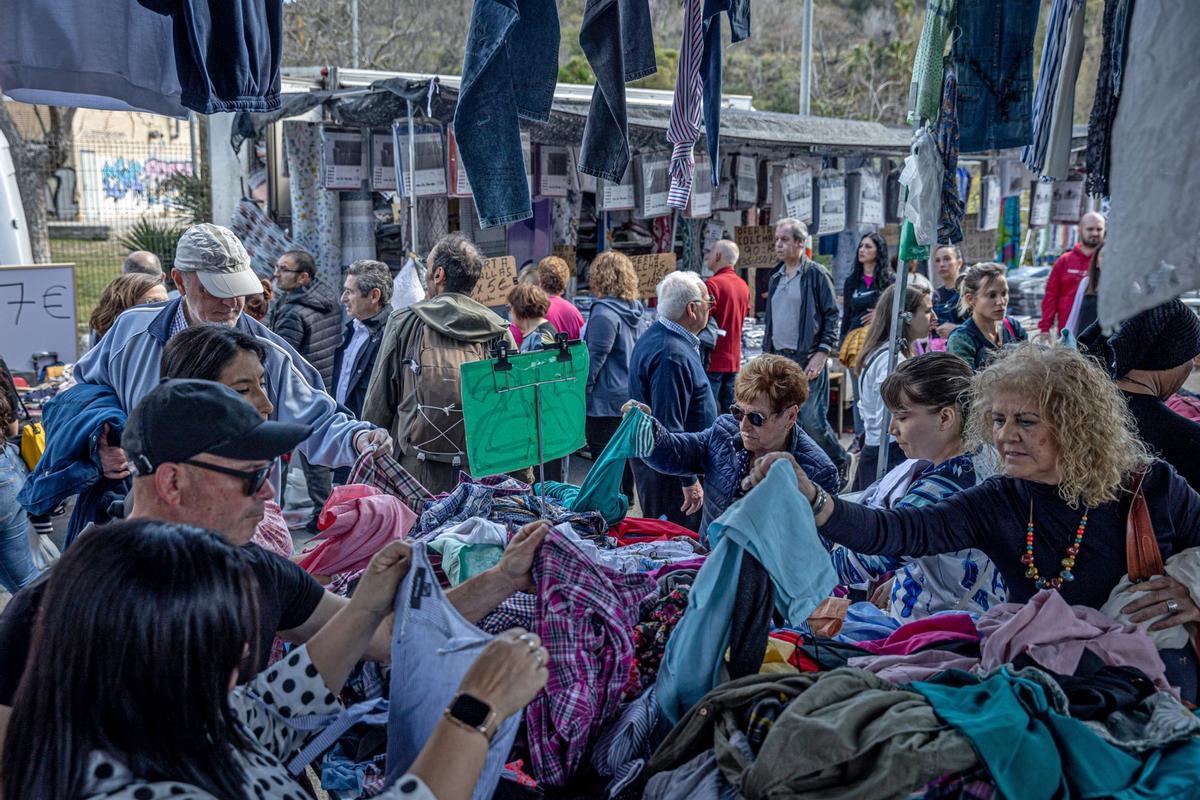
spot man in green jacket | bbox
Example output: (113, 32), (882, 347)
(362, 234), (515, 494)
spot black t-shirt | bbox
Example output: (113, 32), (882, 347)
(0, 542), (325, 705)
(1125, 392), (1200, 493)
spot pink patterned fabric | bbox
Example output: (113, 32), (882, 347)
(251, 501), (293, 558)
(298, 485), (416, 577)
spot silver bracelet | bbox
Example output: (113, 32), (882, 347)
(810, 487), (828, 516)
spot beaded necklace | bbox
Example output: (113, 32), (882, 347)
(1021, 500), (1088, 590)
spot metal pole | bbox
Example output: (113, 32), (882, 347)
(351, 0), (360, 68)
(188, 112), (199, 180)
(875, 266), (909, 483)
(800, 0), (814, 115)
(405, 99), (419, 256)
(533, 384), (547, 516)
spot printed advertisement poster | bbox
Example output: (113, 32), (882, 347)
(392, 124), (448, 197)
(783, 165), (814, 222)
(816, 170), (846, 235)
(370, 131), (396, 191)
(320, 128), (366, 190)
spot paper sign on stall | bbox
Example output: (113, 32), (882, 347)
(631, 253), (676, 298)
(1051, 180), (1084, 223)
(734, 226), (777, 269)
(783, 165), (814, 221)
(735, 155), (759, 207)
(321, 128), (367, 190)
(370, 131), (397, 191)
(980, 175), (1001, 231)
(637, 155), (672, 218)
(472, 256), (518, 307)
(598, 165), (636, 211)
(816, 170), (846, 235)
(1030, 181), (1053, 227)
(393, 123), (448, 197)
(0, 264), (78, 371)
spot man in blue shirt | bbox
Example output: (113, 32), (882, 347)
(629, 271), (718, 530)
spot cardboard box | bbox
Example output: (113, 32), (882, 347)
(735, 225), (777, 269)
(472, 255), (519, 307)
(630, 252), (677, 298)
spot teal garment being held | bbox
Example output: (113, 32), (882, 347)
(536, 408), (655, 524)
(655, 459), (838, 725)
(912, 669), (1200, 800)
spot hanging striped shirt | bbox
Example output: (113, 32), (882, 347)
(667, 0), (705, 209)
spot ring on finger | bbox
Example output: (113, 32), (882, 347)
(1167, 599), (1182, 614)
(534, 650), (546, 668)
(518, 633), (538, 650)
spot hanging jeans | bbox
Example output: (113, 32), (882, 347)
(385, 542), (522, 798)
(954, 0), (1042, 153)
(577, 0), (657, 181)
(453, 0), (560, 228)
(0, 444), (37, 593)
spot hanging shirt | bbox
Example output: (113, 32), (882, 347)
(667, 0), (705, 208)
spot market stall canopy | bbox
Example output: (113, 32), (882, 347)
(233, 71), (913, 159)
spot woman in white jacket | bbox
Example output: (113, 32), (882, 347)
(852, 284), (936, 491)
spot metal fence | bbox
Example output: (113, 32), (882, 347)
(40, 137), (200, 325)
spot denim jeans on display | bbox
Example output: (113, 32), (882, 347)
(0, 444), (37, 594)
(953, 0), (1042, 153)
(577, 0), (657, 181)
(453, 0), (560, 227)
(699, 0), (750, 187)
(797, 366), (848, 472)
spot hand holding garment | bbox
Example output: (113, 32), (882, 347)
(298, 485), (416, 577)
(1101, 546), (1200, 650)
(385, 542), (521, 798)
(655, 459), (837, 724)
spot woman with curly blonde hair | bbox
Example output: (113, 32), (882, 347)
(584, 251), (644, 498)
(744, 343), (1200, 629)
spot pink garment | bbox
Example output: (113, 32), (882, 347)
(251, 501), (294, 558)
(545, 295), (584, 340)
(977, 590), (1174, 695)
(855, 613), (979, 656)
(298, 484), (416, 577)
(648, 556), (707, 581)
(849, 649), (979, 683)
(1167, 393), (1200, 424)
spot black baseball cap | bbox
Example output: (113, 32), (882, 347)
(123, 379), (313, 474)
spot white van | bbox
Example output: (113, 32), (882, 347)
(0, 126), (33, 265)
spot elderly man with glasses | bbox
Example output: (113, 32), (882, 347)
(627, 271), (719, 530)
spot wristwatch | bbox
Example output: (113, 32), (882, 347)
(444, 693), (499, 741)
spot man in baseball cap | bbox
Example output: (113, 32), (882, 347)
(123, 378), (312, 543)
(172, 223), (270, 325)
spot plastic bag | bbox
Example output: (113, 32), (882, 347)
(898, 129), (944, 247)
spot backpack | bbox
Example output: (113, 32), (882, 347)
(395, 312), (503, 467)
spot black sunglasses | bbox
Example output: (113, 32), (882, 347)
(729, 405), (785, 427)
(183, 459), (275, 496)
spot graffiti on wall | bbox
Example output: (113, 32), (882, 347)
(100, 157), (193, 204)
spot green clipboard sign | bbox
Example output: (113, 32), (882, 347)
(459, 342), (589, 478)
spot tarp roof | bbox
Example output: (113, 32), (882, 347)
(235, 74), (915, 157)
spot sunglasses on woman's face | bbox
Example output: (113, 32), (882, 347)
(183, 459), (275, 496)
(729, 405), (776, 427)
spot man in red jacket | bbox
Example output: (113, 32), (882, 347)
(1038, 212), (1105, 338)
(704, 240), (751, 411)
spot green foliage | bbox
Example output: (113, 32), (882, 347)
(157, 172), (212, 226)
(117, 218), (188, 273)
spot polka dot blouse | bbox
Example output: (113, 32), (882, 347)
(81, 646), (435, 800)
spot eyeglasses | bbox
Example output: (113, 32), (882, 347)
(692, 296), (715, 308)
(729, 404), (786, 427)
(274, 267), (303, 274)
(183, 459), (275, 496)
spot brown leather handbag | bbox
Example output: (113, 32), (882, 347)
(1126, 470), (1164, 581)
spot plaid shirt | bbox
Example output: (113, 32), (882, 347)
(349, 452), (432, 514)
(526, 528), (658, 786)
